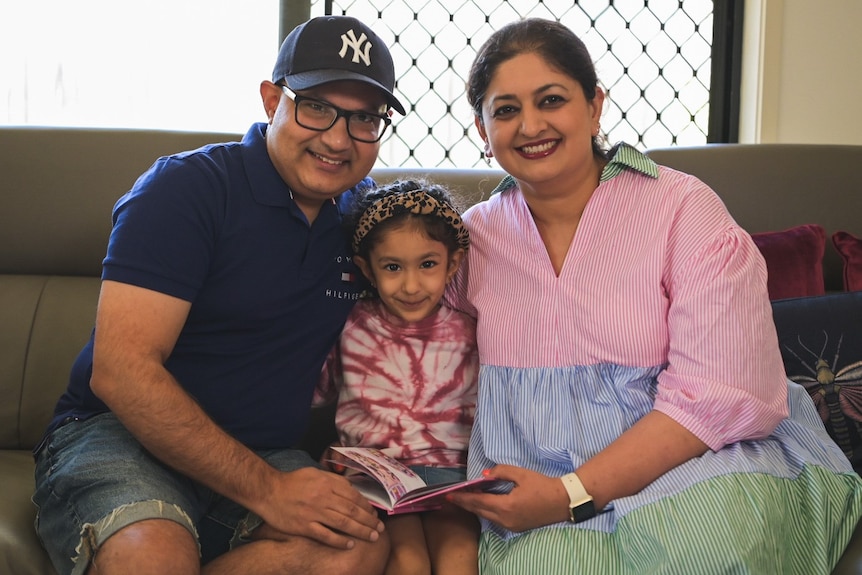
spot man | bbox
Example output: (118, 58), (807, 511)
(33, 15), (406, 575)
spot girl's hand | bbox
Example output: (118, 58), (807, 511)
(319, 442), (348, 473)
(447, 465), (571, 533)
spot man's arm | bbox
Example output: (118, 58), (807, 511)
(89, 280), (383, 549)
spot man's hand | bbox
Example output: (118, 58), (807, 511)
(90, 282), (383, 551)
(259, 467), (384, 550)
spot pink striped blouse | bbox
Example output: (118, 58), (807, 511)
(451, 155), (789, 450)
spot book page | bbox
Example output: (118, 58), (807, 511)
(332, 447), (427, 505)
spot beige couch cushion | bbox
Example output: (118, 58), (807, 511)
(0, 276), (100, 450)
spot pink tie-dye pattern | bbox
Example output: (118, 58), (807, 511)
(331, 299), (479, 467)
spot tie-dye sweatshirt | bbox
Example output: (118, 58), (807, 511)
(316, 298), (479, 467)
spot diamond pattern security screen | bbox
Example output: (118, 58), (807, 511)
(311, 0), (714, 168)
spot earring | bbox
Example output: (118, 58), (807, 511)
(483, 143), (493, 166)
(593, 123), (601, 137)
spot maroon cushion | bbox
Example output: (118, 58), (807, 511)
(832, 231), (862, 292)
(750, 224), (826, 300)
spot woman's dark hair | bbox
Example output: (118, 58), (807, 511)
(467, 18), (607, 158)
(348, 179), (466, 261)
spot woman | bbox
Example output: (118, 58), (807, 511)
(447, 18), (862, 573)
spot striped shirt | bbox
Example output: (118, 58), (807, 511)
(451, 144), (788, 450)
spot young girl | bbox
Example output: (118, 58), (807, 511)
(316, 179), (480, 575)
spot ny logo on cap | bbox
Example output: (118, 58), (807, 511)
(339, 29), (372, 67)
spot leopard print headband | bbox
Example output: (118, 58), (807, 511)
(352, 189), (470, 253)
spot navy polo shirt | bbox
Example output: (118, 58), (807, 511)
(49, 123), (369, 449)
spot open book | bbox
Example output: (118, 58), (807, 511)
(331, 446), (506, 514)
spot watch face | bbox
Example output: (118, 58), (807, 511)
(570, 500), (597, 523)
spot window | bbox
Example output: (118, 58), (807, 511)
(314, 0), (724, 168)
(0, 0), (278, 134)
(2, 1), (737, 168)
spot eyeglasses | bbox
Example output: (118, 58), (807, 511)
(280, 85), (391, 143)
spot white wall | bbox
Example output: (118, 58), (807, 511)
(741, 0), (862, 144)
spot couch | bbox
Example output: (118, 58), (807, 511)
(646, 144), (862, 295)
(2, 127), (861, 574)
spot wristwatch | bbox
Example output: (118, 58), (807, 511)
(560, 472), (596, 523)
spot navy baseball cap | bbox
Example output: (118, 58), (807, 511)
(272, 16), (406, 115)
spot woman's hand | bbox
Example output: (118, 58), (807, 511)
(447, 465), (570, 533)
(448, 414), (711, 535)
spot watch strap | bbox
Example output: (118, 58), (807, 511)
(561, 472), (596, 523)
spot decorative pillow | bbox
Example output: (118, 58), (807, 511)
(772, 291), (862, 472)
(832, 231), (862, 292)
(751, 224), (826, 300)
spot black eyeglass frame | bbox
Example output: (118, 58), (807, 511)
(280, 85), (392, 143)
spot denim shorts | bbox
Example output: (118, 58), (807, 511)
(33, 413), (318, 575)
